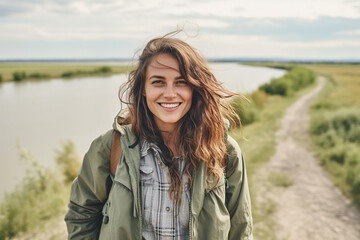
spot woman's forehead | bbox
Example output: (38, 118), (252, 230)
(148, 53), (180, 71)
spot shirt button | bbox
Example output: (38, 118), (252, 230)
(166, 207), (170, 211)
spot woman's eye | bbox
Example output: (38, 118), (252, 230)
(176, 80), (188, 85)
(152, 80), (163, 84)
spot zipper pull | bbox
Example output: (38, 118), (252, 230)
(102, 201), (110, 224)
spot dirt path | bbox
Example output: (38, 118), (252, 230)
(255, 77), (360, 240)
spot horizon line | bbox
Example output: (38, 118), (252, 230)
(0, 57), (359, 64)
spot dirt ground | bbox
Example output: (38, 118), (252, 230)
(254, 77), (360, 240)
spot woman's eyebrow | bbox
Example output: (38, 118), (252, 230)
(149, 75), (184, 80)
(149, 75), (165, 80)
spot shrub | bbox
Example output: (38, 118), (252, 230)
(61, 66), (112, 78)
(231, 96), (260, 125)
(311, 106), (360, 208)
(28, 72), (50, 79)
(311, 100), (336, 110)
(324, 145), (346, 164)
(0, 146), (67, 239)
(260, 67), (315, 96)
(310, 113), (331, 135)
(97, 66), (112, 73)
(13, 71), (27, 81)
(61, 71), (75, 78)
(260, 77), (292, 96)
(250, 90), (267, 108)
(55, 140), (81, 183)
(0, 74), (2, 83)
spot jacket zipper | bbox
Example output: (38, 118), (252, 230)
(102, 201), (110, 224)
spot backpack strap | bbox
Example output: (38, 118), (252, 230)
(110, 131), (122, 176)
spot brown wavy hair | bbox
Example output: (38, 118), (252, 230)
(119, 32), (242, 205)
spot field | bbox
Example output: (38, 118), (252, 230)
(0, 62), (134, 82)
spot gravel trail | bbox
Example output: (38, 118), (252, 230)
(256, 77), (360, 240)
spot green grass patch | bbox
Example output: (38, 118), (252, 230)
(269, 172), (293, 188)
(307, 63), (360, 209)
(309, 64), (360, 204)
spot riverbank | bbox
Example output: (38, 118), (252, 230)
(0, 62), (135, 82)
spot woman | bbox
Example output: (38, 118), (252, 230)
(65, 33), (253, 240)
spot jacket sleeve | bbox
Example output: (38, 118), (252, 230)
(64, 130), (114, 240)
(225, 135), (253, 240)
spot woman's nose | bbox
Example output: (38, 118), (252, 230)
(163, 85), (176, 98)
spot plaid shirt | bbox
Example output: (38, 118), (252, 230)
(140, 139), (191, 240)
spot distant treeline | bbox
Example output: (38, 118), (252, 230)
(61, 66), (111, 78)
(10, 66), (112, 82)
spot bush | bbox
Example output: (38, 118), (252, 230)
(260, 77), (292, 96)
(323, 145), (346, 164)
(250, 90), (267, 108)
(260, 67), (315, 96)
(28, 72), (50, 79)
(13, 71), (27, 81)
(231, 96), (260, 125)
(311, 106), (360, 208)
(0, 74), (2, 83)
(61, 66), (112, 78)
(55, 140), (81, 183)
(97, 66), (112, 73)
(311, 100), (336, 110)
(0, 146), (68, 239)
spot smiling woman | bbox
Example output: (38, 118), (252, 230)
(144, 53), (193, 136)
(65, 31), (253, 240)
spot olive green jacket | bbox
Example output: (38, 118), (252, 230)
(65, 122), (253, 240)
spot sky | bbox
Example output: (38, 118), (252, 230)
(0, 0), (360, 61)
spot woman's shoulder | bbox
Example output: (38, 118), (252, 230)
(225, 135), (242, 155)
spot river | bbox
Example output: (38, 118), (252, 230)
(0, 63), (285, 199)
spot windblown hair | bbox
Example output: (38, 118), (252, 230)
(119, 32), (241, 205)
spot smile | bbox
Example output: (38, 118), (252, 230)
(159, 103), (181, 109)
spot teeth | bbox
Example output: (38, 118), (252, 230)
(160, 103), (180, 108)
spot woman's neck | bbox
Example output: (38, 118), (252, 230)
(160, 129), (179, 156)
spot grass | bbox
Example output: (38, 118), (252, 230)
(268, 172), (293, 188)
(0, 63), (135, 82)
(304, 63), (360, 209)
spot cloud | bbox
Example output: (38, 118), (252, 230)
(0, 0), (359, 59)
(212, 17), (360, 42)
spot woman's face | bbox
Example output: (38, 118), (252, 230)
(144, 53), (193, 132)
